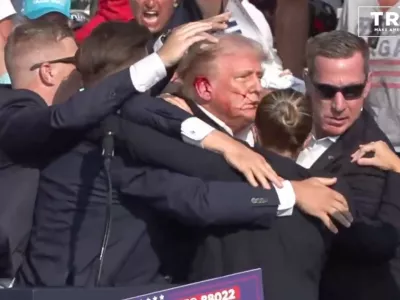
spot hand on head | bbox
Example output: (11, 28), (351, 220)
(157, 12), (230, 67)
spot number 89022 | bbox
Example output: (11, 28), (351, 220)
(200, 288), (236, 300)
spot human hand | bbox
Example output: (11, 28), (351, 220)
(160, 93), (193, 114)
(157, 12), (230, 68)
(351, 141), (400, 173)
(201, 131), (283, 189)
(223, 143), (284, 189)
(292, 177), (353, 234)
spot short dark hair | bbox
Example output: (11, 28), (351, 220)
(306, 30), (370, 77)
(76, 20), (152, 86)
(255, 88), (312, 155)
(5, 20), (74, 85)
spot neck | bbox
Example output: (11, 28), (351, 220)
(230, 122), (252, 135)
(201, 104), (251, 135)
(17, 83), (53, 106)
(313, 126), (328, 140)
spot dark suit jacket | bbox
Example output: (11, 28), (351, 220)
(17, 126), (283, 287)
(10, 86), (282, 287)
(379, 171), (400, 298)
(307, 110), (400, 300)
(0, 69), (137, 162)
(116, 94), (353, 300)
(0, 69), (139, 278)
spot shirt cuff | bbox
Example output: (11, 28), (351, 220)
(181, 117), (215, 148)
(129, 53), (167, 92)
(274, 180), (296, 217)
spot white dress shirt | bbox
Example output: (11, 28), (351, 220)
(180, 107), (296, 217)
(296, 135), (339, 169)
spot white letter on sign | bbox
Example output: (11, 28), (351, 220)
(371, 12), (384, 26)
(386, 12), (400, 26)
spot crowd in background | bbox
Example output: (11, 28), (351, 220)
(1, 1), (400, 300)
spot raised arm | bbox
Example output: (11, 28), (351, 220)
(0, 54), (166, 158)
(0, 15), (231, 159)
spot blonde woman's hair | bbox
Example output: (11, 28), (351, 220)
(255, 88), (312, 154)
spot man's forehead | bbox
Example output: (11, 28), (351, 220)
(313, 54), (365, 82)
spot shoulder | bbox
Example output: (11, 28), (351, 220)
(362, 110), (393, 148)
(0, 87), (45, 109)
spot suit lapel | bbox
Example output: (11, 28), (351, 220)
(309, 139), (345, 172)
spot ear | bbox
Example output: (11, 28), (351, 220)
(362, 71), (372, 99)
(194, 76), (212, 102)
(38, 62), (56, 86)
(303, 68), (313, 91)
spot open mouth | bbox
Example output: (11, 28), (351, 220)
(142, 11), (159, 26)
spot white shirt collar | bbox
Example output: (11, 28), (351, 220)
(197, 105), (255, 147)
(306, 131), (340, 148)
(310, 135), (339, 144)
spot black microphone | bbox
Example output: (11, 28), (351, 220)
(102, 131), (115, 159)
(96, 128), (115, 287)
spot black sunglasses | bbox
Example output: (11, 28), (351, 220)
(30, 56), (76, 71)
(312, 81), (366, 100)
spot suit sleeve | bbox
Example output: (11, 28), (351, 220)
(0, 69), (136, 157)
(115, 165), (279, 228)
(117, 118), (250, 184)
(0, 52), (168, 157)
(120, 94), (192, 139)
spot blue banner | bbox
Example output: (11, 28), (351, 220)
(123, 269), (264, 300)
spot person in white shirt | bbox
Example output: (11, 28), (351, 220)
(0, 0), (16, 84)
